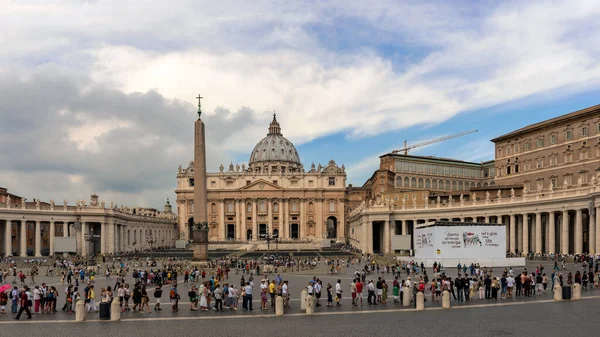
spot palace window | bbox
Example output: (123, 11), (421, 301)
(246, 180), (251, 186)
(536, 158), (544, 168)
(550, 155), (558, 166)
(227, 202), (234, 213)
(272, 180), (278, 185)
(506, 146), (511, 155)
(226, 180), (233, 186)
(189, 178), (195, 187)
(537, 137), (544, 148)
(328, 177), (335, 186)
(396, 176), (402, 186)
(329, 200), (335, 212)
(550, 134), (557, 145)
(596, 123), (600, 133)
(514, 143), (519, 153)
(550, 177), (557, 188)
(580, 172), (588, 184)
(580, 149), (588, 161)
(273, 203), (278, 213)
(581, 126), (589, 137)
(524, 142), (530, 151)
(247, 203), (252, 213)
(259, 200), (266, 213)
(564, 174), (572, 186)
(498, 148), (502, 157)
(566, 130), (572, 140)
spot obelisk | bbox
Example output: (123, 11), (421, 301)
(192, 94), (209, 262)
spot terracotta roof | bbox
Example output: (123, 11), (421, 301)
(491, 103), (600, 143)
(380, 153), (486, 166)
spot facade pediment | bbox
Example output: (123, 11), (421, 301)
(239, 179), (283, 191)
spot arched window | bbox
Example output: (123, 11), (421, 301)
(396, 176), (402, 186)
(432, 179), (437, 189)
(259, 200), (266, 213)
(452, 181), (457, 190)
(404, 177), (409, 186)
(247, 202), (252, 213)
(227, 202), (234, 213)
(411, 177), (417, 187)
(425, 179), (430, 188)
(470, 182), (475, 188)
(418, 178), (424, 188)
(329, 200), (335, 212)
(273, 202), (279, 213)
(211, 203), (217, 214)
(445, 180), (450, 190)
(458, 181), (463, 190)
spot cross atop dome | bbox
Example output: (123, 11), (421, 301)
(268, 111), (281, 135)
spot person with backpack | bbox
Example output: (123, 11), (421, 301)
(15, 286), (32, 320)
(10, 286), (19, 314)
(153, 285), (163, 311)
(169, 284), (179, 312)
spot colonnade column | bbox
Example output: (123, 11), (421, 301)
(384, 220), (390, 254)
(509, 215), (516, 253)
(522, 215), (529, 255)
(4, 220), (12, 256)
(100, 222), (107, 254)
(283, 199), (288, 239)
(109, 223), (116, 254)
(81, 222), (88, 256)
(267, 199), (273, 237)
(575, 209), (582, 255)
(561, 211), (569, 254)
(219, 200), (225, 241)
(596, 207), (600, 255)
(252, 199), (257, 241)
(235, 200), (241, 240)
(240, 199), (246, 240)
(49, 221), (55, 256)
(20, 221), (27, 257)
(535, 213), (542, 254)
(517, 216), (523, 254)
(278, 199), (283, 239)
(63, 222), (69, 237)
(300, 200), (305, 239)
(548, 212), (555, 254)
(590, 209), (596, 255)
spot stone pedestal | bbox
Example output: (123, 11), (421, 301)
(416, 292), (424, 310)
(300, 290), (307, 311)
(553, 284), (562, 301)
(306, 296), (314, 315)
(572, 283), (581, 300)
(75, 300), (86, 322)
(111, 299), (121, 321)
(191, 229), (209, 262)
(442, 290), (450, 309)
(402, 288), (411, 307)
(276, 296), (284, 316)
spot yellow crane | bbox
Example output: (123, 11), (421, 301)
(392, 130), (478, 155)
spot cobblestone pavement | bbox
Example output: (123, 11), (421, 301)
(0, 258), (595, 323)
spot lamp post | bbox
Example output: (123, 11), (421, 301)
(260, 226), (279, 255)
(83, 227), (100, 257)
(146, 232), (157, 250)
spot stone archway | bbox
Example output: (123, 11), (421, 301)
(327, 216), (338, 239)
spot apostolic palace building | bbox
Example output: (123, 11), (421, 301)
(349, 103), (600, 256)
(175, 114), (347, 244)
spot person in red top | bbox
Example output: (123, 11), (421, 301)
(355, 279), (364, 306)
(15, 286), (31, 320)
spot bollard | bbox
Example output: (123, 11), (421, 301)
(306, 295), (314, 315)
(572, 283), (582, 300)
(442, 290), (450, 309)
(111, 299), (121, 321)
(402, 289), (410, 307)
(275, 296), (284, 316)
(553, 284), (562, 301)
(75, 300), (86, 322)
(416, 292), (425, 310)
(300, 290), (307, 311)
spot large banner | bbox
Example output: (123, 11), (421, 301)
(414, 225), (506, 259)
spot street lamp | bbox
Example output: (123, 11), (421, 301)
(83, 227), (100, 256)
(146, 232), (157, 250)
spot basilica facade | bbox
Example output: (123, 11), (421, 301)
(176, 115), (347, 243)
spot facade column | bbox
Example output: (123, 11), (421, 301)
(108, 222), (116, 254)
(361, 218), (368, 253)
(316, 199), (323, 239)
(300, 200), (305, 239)
(535, 212), (542, 254)
(402, 221), (408, 236)
(34, 221), (41, 257)
(20, 220), (27, 257)
(575, 209), (583, 255)
(267, 199), (273, 236)
(252, 199), (257, 241)
(561, 211), (569, 254)
(509, 215), (516, 253)
(49, 221), (55, 256)
(278, 199), (283, 239)
(484, 216), (490, 223)
(339, 198), (345, 240)
(548, 212), (555, 254)
(590, 210), (596, 255)
(283, 199), (289, 239)
(100, 222), (107, 254)
(517, 215), (523, 254)
(4, 220), (12, 257)
(384, 220), (390, 254)
(240, 199), (246, 240)
(366, 220), (373, 253)
(522, 215), (529, 255)
(63, 222), (69, 237)
(219, 200), (225, 241)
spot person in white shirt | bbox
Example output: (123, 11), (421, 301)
(282, 281), (289, 308)
(506, 276), (514, 298)
(32, 286), (41, 313)
(335, 280), (342, 306)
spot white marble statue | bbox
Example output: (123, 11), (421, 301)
(21, 198), (26, 209)
(6, 195), (10, 208)
(577, 177), (583, 187)
(219, 164), (224, 172)
(35, 199), (40, 208)
(497, 190), (502, 199)
(402, 198), (406, 208)
(101, 200), (105, 208)
(510, 188), (515, 198)
(563, 178), (569, 190)
(485, 191), (490, 201)
(523, 186), (528, 195)
(549, 182), (554, 193)
(436, 196), (441, 204)
(591, 175), (597, 186)
(459, 194), (464, 203)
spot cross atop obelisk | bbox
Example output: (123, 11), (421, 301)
(196, 94), (203, 118)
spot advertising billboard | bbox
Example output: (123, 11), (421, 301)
(414, 224), (506, 259)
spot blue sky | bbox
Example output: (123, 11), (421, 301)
(1, 0), (600, 208)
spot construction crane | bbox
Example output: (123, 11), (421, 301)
(392, 129), (478, 155)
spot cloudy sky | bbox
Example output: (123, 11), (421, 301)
(1, 0), (600, 210)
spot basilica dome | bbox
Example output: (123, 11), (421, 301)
(248, 114), (302, 171)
